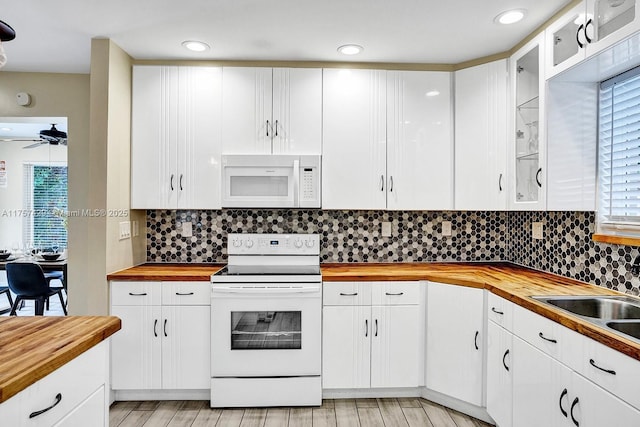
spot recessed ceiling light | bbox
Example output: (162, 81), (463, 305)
(338, 44), (363, 55)
(494, 9), (526, 25)
(425, 90), (440, 97)
(182, 40), (210, 52)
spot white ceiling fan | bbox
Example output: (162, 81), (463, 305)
(1, 124), (68, 149)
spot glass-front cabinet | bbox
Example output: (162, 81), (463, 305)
(511, 34), (546, 210)
(546, 0), (640, 78)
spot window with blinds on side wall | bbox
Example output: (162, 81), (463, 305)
(598, 66), (640, 240)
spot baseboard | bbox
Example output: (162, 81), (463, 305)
(323, 387), (422, 399)
(114, 389), (210, 401)
(420, 388), (495, 424)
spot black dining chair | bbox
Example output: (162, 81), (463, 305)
(0, 285), (13, 311)
(6, 262), (67, 316)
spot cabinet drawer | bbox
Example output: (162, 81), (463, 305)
(487, 293), (513, 332)
(162, 281), (210, 305)
(20, 341), (107, 426)
(323, 282), (371, 306)
(372, 282), (421, 305)
(513, 304), (562, 360)
(111, 281), (161, 306)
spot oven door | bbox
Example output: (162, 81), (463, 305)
(211, 285), (321, 377)
(221, 155), (299, 208)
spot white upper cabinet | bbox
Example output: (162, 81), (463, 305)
(546, 0), (640, 79)
(322, 69), (387, 209)
(510, 35), (547, 211)
(221, 67), (322, 155)
(387, 71), (453, 210)
(131, 65), (222, 209)
(323, 69), (453, 210)
(454, 60), (508, 210)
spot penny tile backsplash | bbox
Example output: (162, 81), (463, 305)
(147, 210), (640, 294)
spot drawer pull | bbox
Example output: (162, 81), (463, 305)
(474, 331), (479, 350)
(128, 292), (147, 296)
(385, 292), (404, 296)
(29, 393), (62, 418)
(502, 349), (510, 371)
(491, 307), (504, 315)
(559, 388), (568, 417)
(176, 292), (195, 296)
(570, 397), (580, 426)
(589, 358), (616, 375)
(539, 332), (557, 343)
(365, 319), (368, 337)
(154, 319), (158, 337)
(164, 319), (168, 337)
(375, 319), (378, 337)
(339, 292), (358, 296)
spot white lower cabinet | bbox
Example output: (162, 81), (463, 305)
(426, 282), (484, 406)
(110, 281), (210, 392)
(486, 320), (513, 427)
(322, 281), (423, 389)
(0, 341), (109, 427)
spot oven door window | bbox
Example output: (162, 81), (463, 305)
(231, 311), (301, 350)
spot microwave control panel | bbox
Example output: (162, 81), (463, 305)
(302, 168), (316, 201)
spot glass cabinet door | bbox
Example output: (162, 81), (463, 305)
(545, 2), (589, 78)
(593, 0), (636, 41)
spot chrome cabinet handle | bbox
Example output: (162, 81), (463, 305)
(154, 319), (158, 337)
(491, 307), (504, 315)
(179, 174), (183, 191)
(539, 332), (557, 343)
(29, 393), (62, 418)
(170, 174), (174, 191)
(266, 120), (270, 137)
(502, 349), (510, 371)
(339, 292), (358, 296)
(389, 176), (393, 192)
(374, 319), (378, 337)
(559, 388), (568, 417)
(176, 292), (194, 296)
(498, 173), (503, 192)
(589, 358), (616, 375)
(164, 319), (168, 337)
(570, 397), (580, 426)
(385, 292), (404, 296)
(365, 319), (368, 337)
(474, 331), (479, 350)
(128, 292), (147, 296)
(380, 175), (384, 191)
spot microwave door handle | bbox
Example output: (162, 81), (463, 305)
(293, 159), (300, 207)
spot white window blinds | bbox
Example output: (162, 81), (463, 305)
(598, 67), (640, 233)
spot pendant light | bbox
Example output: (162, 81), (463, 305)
(0, 20), (16, 69)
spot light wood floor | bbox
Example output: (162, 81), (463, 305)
(110, 398), (494, 427)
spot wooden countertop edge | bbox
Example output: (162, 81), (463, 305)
(0, 317), (121, 403)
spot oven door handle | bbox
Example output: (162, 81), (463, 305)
(212, 286), (320, 294)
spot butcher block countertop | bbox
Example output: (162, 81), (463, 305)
(0, 316), (121, 403)
(108, 262), (640, 361)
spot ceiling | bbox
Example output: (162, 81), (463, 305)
(0, 118), (67, 140)
(1, 0), (572, 74)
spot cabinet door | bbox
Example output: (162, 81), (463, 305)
(510, 35), (546, 210)
(322, 305), (371, 389)
(545, 2), (588, 79)
(176, 66), (222, 209)
(53, 386), (105, 427)
(387, 70), (453, 210)
(111, 305), (162, 390)
(512, 336), (567, 427)
(322, 69), (387, 209)
(586, 0), (640, 58)
(426, 282), (484, 406)
(571, 372), (640, 427)
(486, 321), (513, 427)
(131, 66), (179, 209)
(454, 60), (508, 210)
(272, 68), (322, 154)
(221, 67), (273, 154)
(371, 305), (421, 388)
(161, 305), (211, 389)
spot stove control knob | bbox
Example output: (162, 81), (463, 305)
(294, 239), (303, 248)
(232, 239), (242, 247)
(245, 240), (254, 248)
(305, 240), (315, 248)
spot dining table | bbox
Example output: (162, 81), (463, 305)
(0, 255), (67, 314)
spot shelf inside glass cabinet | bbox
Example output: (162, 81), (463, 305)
(516, 152), (539, 161)
(517, 96), (539, 110)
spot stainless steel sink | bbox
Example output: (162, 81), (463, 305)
(533, 296), (640, 320)
(606, 321), (640, 341)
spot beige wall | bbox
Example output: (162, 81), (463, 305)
(88, 39), (145, 315)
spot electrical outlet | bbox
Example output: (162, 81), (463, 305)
(442, 221), (452, 237)
(182, 222), (193, 238)
(119, 221), (131, 240)
(532, 222), (544, 240)
(381, 222), (392, 237)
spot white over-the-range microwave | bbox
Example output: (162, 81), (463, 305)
(221, 154), (321, 208)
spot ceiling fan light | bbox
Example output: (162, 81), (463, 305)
(40, 124), (67, 140)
